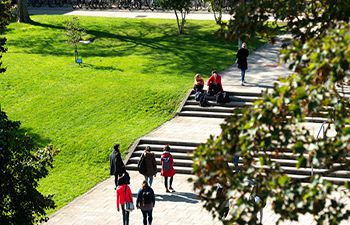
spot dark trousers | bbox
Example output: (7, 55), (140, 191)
(241, 69), (246, 82)
(121, 205), (130, 225)
(164, 176), (173, 189)
(208, 83), (221, 95)
(141, 209), (153, 225)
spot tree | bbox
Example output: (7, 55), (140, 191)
(159, 0), (192, 34)
(1, 4), (57, 224)
(0, 0), (11, 73)
(0, 109), (57, 224)
(193, 1), (350, 224)
(64, 17), (85, 63)
(17, 0), (31, 23)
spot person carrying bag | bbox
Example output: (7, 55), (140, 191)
(116, 179), (134, 225)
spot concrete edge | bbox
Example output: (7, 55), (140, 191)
(176, 89), (193, 115)
(124, 138), (141, 165)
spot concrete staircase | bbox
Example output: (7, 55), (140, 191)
(125, 139), (200, 175)
(124, 89), (350, 185)
(177, 90), (332, 123)
(125, 139), (350, 185)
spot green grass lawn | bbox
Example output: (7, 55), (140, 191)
(0, 15), (266, 212)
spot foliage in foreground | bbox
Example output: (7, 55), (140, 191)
(193, 19), (350, 225)
(0, 109), (57, 224)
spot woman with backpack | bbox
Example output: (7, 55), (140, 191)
(116, 176), (134, 225)
(138, 146), (157, 186)
(136, 180), (156, 225)
(160, 145), (176, 193)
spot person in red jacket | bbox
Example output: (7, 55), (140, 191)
(116, 179), (134, 225)
(207, 70), (224, 95)
(160, 145), (176, 193)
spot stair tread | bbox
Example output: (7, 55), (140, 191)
(137, 144), (196, 151)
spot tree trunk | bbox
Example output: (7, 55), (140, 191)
(174, 10), (181, 35)
(17, 0), (31, 23)
(180, 11), (186, 34)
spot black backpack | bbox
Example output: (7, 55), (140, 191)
(199, 94), (208, 107)
(223, 92), (231, 103)
(216, 92), (224, 104)
(142, 188), (153, 205)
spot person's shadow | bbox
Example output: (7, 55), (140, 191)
(155, 192), (199, 204)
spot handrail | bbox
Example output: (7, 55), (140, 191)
(311, 121), (330, 176)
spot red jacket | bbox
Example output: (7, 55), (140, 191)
(207, 74), (224, 92)
(116, 184), (133, 210)
(160, 152), (176, 177)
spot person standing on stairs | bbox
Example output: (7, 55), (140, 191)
(236, 42), (249, 86)
(110, 144), (126, 188)
(138, 146), (157, 187)
(160, 145), (176, 193)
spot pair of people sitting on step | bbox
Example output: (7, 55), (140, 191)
(194, 70), (223, 96)
(194, 71), (229, 104)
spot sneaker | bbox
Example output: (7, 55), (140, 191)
(241, 82), (244, 86)
(169, 187), (176, 192)
(166, 189), (170, 193)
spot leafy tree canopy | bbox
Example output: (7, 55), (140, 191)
(0, 0), (11, 73)
(193, 1), (350, 224)
(0, 109), (57, 224)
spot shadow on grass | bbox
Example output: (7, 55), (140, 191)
(8, 19), (251, 77)
(80, 63), (124, 72)
(19, 127), (52, 148)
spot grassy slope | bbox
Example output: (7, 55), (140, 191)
(0, 15), (265, 211)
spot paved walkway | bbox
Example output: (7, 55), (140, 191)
(39, 11), (349, 224)
(29, 7), (232, 21)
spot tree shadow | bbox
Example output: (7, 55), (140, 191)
(18, 127), (52, 148)
(7, 18), (242, 78)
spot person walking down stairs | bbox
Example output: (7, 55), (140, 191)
(160, 145), (176, 193)
(138, 146), (157, 187)
(236, 42), (249, 86)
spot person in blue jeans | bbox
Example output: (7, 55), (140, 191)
(136, 180), (155, 225)
(236, 43), (249, 86)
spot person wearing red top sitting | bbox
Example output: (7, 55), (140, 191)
(116, 177), (134, 225)
(207, 70), (224, 95)
(160, 145), (176, 193)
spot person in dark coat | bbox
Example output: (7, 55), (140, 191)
(136, 180), (155, 225)
(236, 42), (249, 86)
(160, 145), (176, 193)
(138, 146), (157, 187)
(110, 144), (126, 187)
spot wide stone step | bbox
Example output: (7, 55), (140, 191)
(178, 111), (231, 118)
(127, 157), (193, 167)
(189, 94), (260, 102)
(186, 99), (252, 108)
(182, 105), (234, 113)
(131, 151), (192, 160)
(139, 139), (200, 147)
(136, 144), (196, 153)
(126, 164), (193, 174)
